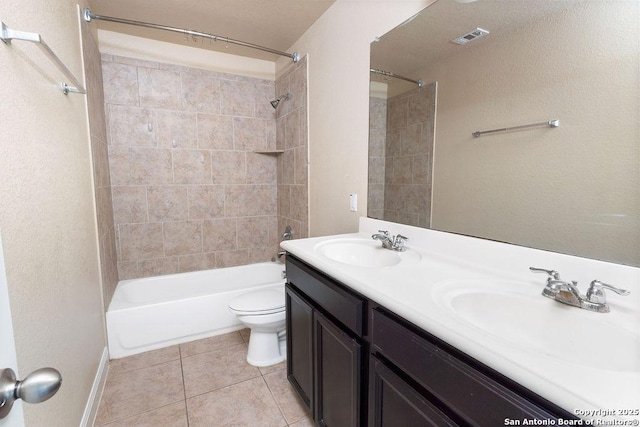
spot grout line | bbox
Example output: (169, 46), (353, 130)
(178, 345), (191, 427)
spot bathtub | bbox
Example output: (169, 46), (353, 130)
(106, 262), (286, 359)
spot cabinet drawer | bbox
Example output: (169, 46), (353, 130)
(287, 256), (365, 335)
(371, 309), (558, 426)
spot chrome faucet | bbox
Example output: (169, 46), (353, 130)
(372, 230), (408, 252)
(530, 267), (630, 313)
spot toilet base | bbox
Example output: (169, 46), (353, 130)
(246, 330), (287, 367)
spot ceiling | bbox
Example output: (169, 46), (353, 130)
(371, 0), (587, 83)
(87, 0), (335, 62)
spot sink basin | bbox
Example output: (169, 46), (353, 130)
(315, 238), (421, 267)
(432, 280), (640, 373)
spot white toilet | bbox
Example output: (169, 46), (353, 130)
(228, 287), (287, 367)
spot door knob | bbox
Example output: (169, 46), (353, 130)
(0, 367), (62, 419)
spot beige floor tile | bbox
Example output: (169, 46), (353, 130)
(239, 327), (251, 343)
(179, 331), (244, 357)
(187, 376), (287, 427)
(263, 369), (309, 424)
(259, 360), (286, 376)
(288, 416), (315, 426)
(182, 343), (260, 397)
(108, 345), (180, 376)
(95, 360), (185, 425)
(99, 401), (188, 427)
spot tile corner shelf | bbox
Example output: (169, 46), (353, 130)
(253, 150), (284, 155)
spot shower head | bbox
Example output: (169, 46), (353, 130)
(270, 93), (290, 109)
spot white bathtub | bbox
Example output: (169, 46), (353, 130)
(106, 262), (286, 359)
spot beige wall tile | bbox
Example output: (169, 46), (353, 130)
(216, 249), (249, 268)
(177, 252), (217, 273)
(187, 185), (224, 219)
(202, 218), (237, 252)
(290, 185), (308, 223)
(147, 186), (188, 222)
(108, 146), (131, 186)
(119, 223), (164, 261)
(197, 114), (234, 150)
(163, 221), (203, 256)
(96, 186), (115, 239)
(101, 60), (139, 106)
(112, 186), (147, 224)
(139, 257), (180, 277)
(237, 216), (273, 249)
(155, 110), (197, 149)
(128, 147), (173, 185)
(138, 67), (182, 109)
(285, 109), (300, 149)
(103, 56), (289, 279)
(225, 185), (277, 217)
(108, 105), (155, 147)
(182, 73), (221, 113)
(211, 151), (246, 184)
(234, 117), (267, 151)
(246, 153), (277, 185)
(173, 150), (212, 184)
(255, 82), (276, 120)
(117, 261), (140, 280)
(293, 146), (307, 185)
(220, 80), (256, 117)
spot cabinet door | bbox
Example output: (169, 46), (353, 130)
(286, 284), (314, 413)
(315, 312), (362, 426)
(369, 356), (457, 427)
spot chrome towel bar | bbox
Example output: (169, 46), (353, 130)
(473, 119), (559, 138)
(1, 21), (86, 95)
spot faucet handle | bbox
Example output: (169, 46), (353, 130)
(529, 267), (560, 280)
(586, 280), (630, 304)
(377, 230), (389, 236)
(393, 234), (408, 250)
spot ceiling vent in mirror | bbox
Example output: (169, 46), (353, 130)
(451, 28), (489, 45)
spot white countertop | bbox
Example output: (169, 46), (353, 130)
(281, 217), (640, 421)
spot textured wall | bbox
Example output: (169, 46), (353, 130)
(103, 55), (281, 279)
(277, 0), (434, 237)
(0, 2), (106, 425)
(425, 2), (639, 265)
(276, 57), (309, 240)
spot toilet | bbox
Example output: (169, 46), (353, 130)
(228, 287), (287, 367)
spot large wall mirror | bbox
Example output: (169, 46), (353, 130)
(368, 0), (639, 266)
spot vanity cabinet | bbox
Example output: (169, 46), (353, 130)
(285, 256), (576, 426)
(369, 307), (572, 426)
(285, 255), (367, 426)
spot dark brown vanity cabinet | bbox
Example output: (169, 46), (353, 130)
(285, 256), (577, 427)
(369, 307), (577, 426)
(286, 255), (366, 426)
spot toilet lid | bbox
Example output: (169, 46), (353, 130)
(229, 288), (285, 314)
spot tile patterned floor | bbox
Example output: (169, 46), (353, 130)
(95, 330), (314, 426)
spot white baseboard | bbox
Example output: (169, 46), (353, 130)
(80, 346), (109, 427)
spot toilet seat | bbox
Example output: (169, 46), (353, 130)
(229, 288), (285, 315)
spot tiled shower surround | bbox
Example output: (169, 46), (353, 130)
(103, 54), (308, 280)
(368, 82), (435, 228)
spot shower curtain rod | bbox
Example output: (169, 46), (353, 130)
(370, 68), (423, 87)
(82, 8), (299, 63)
